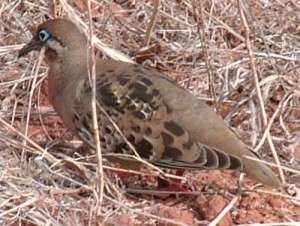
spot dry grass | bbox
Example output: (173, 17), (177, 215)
(1, 0), (300, 225)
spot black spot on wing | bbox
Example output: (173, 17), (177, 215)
(98, 83), (111, 94)
(102, 96), (120, 107)
(84, 85), (92, 93)
(135, 138), (153, 158)
(117, 76), (131, 86)
(100, 137), (106, 143)
(143, 107), (152, 114)
(164, 121), (185, 136)
(73, 113), (80, 122)
(82, 117), (92, 132)
(131, 82), (148, 93)
(105, 126), (112, 134)
(161, 132), (174, 146)
(128, 87), (153, 103)
(126, 104), (136, 111)
(98, 82), (121, 107)
(140, 77), (153, 86)
(106, 69), (115, 73)
(145, 127), (152, 135)
(150, 104), (160, 111)
(115, 106), (125, 114)
(132, 111), (146, 120)
(153, 89), (160, 97)
(164, 146), (182, 158)
(132, 125), (141, 133)
(114, 143), (128, 153)
(128, 134), (135, 144)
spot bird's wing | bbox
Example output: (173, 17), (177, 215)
(72, 63), (243, 171)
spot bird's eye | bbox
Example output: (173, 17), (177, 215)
(38, 29), (51, 42)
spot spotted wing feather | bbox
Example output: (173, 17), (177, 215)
(72, 63), (243, 171)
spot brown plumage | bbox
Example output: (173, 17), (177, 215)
(18, 18), (281, 188)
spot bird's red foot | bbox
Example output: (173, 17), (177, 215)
(157, 169), (195, 198)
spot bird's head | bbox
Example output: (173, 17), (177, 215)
(18, 18), (87, 62)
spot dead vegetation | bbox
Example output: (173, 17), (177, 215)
(1, 0), (300, 225)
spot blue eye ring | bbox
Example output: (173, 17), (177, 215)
(39, 29), (51, 42)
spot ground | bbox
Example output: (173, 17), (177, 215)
(1, 0), (300, 225)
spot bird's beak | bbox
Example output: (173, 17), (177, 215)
(18, 38), (42, 58)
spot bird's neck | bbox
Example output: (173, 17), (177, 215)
(47, 49), (91, 105)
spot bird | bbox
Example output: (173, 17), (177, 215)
(18, 18), (281, 189)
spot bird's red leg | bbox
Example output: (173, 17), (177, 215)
(158, 169), (191, 193)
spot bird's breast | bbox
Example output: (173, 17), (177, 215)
(48, 66), (80, 136)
